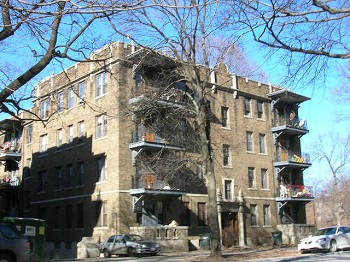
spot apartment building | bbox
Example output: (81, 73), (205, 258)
(0, 42), (314, 258)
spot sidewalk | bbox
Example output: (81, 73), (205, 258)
(165, 245), (300, 261)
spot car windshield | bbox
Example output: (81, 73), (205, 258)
(313, 227), (337, 236)
(125, 235), (144, 241)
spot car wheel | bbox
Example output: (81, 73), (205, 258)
(103, 248), (111, 258)
(0, 254), (15, 262)
(150, 252), (158, 256)
(329, 239), (337, 252)
(128, 247), (135, 257)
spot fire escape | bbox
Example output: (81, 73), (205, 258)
(0, 119), (23, 217)
(127, 51), (190, 226)
(268, 89), (314, 225)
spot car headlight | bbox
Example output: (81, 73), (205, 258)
(316, 238), (327, 243)
(155, 244), (159, 248)
(133, 243), (142, 248)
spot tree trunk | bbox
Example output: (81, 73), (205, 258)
(197, 100), (222, 258)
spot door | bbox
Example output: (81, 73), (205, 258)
(221, 212), (238, 248)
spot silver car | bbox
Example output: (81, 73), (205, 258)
(0, 223), (31, 262)
(298, 226), (350, 253)
(100, 234), (160, 258)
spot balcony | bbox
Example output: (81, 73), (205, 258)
(129, 128), (184, 151)
(0, 176), (21, 190)
(278, 185), (314, 199)
(272, 117), (308, 137)
(274, 151), (311, 169)
(0, 142), (22, 161)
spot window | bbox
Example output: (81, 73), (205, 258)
(78, 121), (86, 139)
(96, 114), (107, 139)
(56, 167), (63, 190)
(246, 131), (253, 152)
(77, 203), (84, 228)
(248, 167), (256, 188)
(263, 205), (271, 226)
(224, 179), (233, 200)
(39, 170), (47, 192)
(96, 71), (108, 97)
(78, 81), (86, 103)
(244, 97), (251, 116)
(221, 107), (229, 127)
(223, 144), (231, 167)
(66, 164), (74, 188)
(65, 204), (72, 229)
(26, 124), (33, 144)
(54, 206), (61, 229)
(24, 158), (31, 178)
(24, 191), (30, 210)
(257, 101), (264, 119)
(67, 125), (74, 144)
(58, 91), (64, 112)
(68, 87), (75, 109)
(40, 134), (48, 153)
(198, 202), (206, 226)
(135, 72), (143, 88)
(261, 169), (268, 189)
(250, 204), (258, 226)
(97, 157), (107, 182)
(40, 98), (50, 119)
(259, 134), (266, 154)
(57, 128), (63, 147)
(77, 162), (84, 186)
(96, 201), (107, 227)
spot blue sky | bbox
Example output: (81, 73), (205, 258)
(246, 43), (350, 187)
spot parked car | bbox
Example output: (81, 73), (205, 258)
(99, 234), (160, 257)
(298, 226), (350, 253)
(0, 222), (32, 262)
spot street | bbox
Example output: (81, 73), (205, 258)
(58, 249), (350, 262)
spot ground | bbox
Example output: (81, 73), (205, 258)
(185, 245), (300, 261)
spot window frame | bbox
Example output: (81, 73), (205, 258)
(68, 87), (75, 109)
(263, 205), (271, 226)
(261, 169), (269, 190)
(223, 144), (231, 167)
(40, 98), (50, 119)
(257, 100), (264, 119)
(259, 133), (267, 154)
(96, 71), (108, 97)
(221, 106), (229, 128)
(97, 157), (107, 182)
(250, 204), (258, 226)
(58, 91), (64, 113)
(246, 131), (254, 152)
(96, 114), (107, 139)
(244, 97), (251, 117)
(248, 167), (256, 189)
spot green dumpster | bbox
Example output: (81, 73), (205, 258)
(2, 217), (46, 261)
(199, 233), (211, 250)
(272, 230), (282, 246)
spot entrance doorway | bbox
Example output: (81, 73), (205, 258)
(221, 212), (238, 247)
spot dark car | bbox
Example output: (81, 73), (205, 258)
(0, 223), (31, 262)
(99, 234), (160, 257)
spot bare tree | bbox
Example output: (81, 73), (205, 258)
(313, 132), (350, 225)
(233, 0), (350, 85)
(0, 0), (145, 120)
(108, 0), (262, 258)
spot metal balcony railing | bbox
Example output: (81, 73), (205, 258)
(131, 128), (184, 147)
(279, 185), (313, 198)
(274, 116), (308, 130)
(1, 141), (21, 154)
(278, 151), (310, 163)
